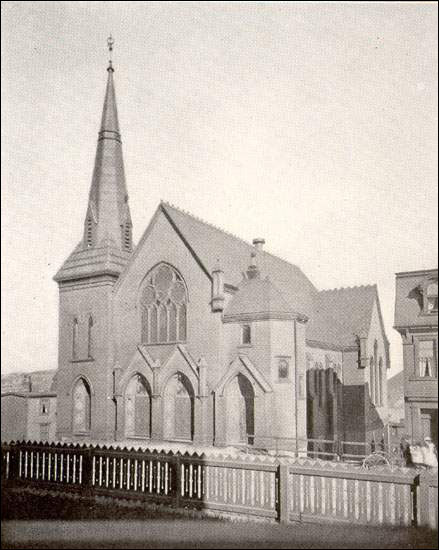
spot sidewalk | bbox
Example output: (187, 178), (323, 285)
(2, 519), (437, 549)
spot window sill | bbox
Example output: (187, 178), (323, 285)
(140, 341), (186, 347)
(71, 358), (94, 364)
(238, 344), (253, 349)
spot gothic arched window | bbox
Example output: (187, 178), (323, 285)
(374, 340), (380, 406)
(87, 316), (93, 359)
(73, 378), (91, 434)
(378, 357), (383, 405)
(140, 264), (187, 344)
(72, 318), (79, 360)
(369, 355), (375, 404)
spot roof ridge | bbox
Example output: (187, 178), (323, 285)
(318, 284), (377, 293)
(161, 200), (254, 249)
(160, 200), (302, 271)
(1, 368), (56, 378)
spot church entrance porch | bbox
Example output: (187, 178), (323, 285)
(225, 374), (255, 446)
(163, 372), (195, 442)
(124, 374), (152, 439)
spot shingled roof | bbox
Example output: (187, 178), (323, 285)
(307, 285), (378, 348)
(160, 202), (317, 317)
(224, 276), (303, 320)
(1, 369), (57, 395)
(121, 201), (384, 350)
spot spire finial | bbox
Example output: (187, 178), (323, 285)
(107, 35), (114, 72)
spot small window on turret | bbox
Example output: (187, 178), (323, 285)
(278, 358), (290, 380)
(241, 324), (251, 345)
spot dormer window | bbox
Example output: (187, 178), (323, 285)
(241, 324), (252, 345)
(426, 282), (438, 313)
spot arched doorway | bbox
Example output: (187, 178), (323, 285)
(225, 373), (255, 446)
(163, 373), (194, 441)
(125, 374), (151, 439)
(72, 378), (91, 434)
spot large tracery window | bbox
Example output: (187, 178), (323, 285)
(141, 264), (187, 344)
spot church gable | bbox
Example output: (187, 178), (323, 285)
(114, 207), (211, 302)
(112, 207), (221, 377)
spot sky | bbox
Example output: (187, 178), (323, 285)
(1, 1), (438, 377)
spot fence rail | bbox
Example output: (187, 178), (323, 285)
(246, 435), (384, 462)
(1, 441), (437, 529)
(2, 442), (277, 519)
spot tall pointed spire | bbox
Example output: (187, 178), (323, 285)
(54, 38), (133, 283)
(84, 36), (132, 252)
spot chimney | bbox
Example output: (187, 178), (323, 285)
(252, 238), (265, 251)
(212, 259), (225, 312)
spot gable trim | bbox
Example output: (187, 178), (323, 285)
(213, 354), (273, 396)
(160, 344), (200, 381)
(113, 203), (212, 294)
(160, 204), (212, 281)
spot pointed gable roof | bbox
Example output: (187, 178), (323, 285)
(307, 285), (378, 348)
(116, 202), (387, 350)
(160, 202), (317, 317)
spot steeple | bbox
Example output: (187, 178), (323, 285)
(84, 36), (132, 252)
(55, 37), (133, 283)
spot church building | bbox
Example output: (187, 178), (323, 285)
(53, 57), (390, 451)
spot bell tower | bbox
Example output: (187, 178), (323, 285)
(54, 37), (133, 440)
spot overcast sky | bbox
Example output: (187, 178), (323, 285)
(1, 1), (437, 377)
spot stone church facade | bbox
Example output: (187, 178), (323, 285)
(53, 62), (390, 449)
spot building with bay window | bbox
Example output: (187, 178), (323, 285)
(395, 269), (438, 447)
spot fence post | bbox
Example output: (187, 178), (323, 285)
(5, 444), (19, 482)
(175, 455), (181, 508)
(278, 464), (289, 523)
(82, 447), (94, 497)
(417, 472), (433, 528)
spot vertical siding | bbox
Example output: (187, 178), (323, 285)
(288, 467), (416, 526)
(3, 442), (437, 528)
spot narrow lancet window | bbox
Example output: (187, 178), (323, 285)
(72, 318), (79, 359)
(87, 316), (93, 359)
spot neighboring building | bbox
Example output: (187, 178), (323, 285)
(387, 370), (405, 425)
(46, 58), (388, 448)
(1, 370), (57, 442)
(386, 370), (406, 451)
(395, 269), (438, 448)
(306, 285), (390, 450)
